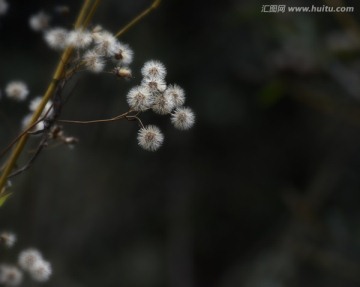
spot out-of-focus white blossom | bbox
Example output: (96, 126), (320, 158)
(29, 260), (52, 282)
(0, 265), (23, 286)
(5, 81), (29, 101)
(22, 113), (45, 133)
(0, 231), (16, 248)
(18, 249), (43, 271)
(29, 96), (53, 115)
(29, 11), (50, 32)
(0, 0), (8, 16)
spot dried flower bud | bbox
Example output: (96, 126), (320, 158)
(113, 67), (132, 79)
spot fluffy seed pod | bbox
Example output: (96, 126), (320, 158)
(171, 107), (195, 130)
(137, 125), (164, 151)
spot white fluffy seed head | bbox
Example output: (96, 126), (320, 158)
(137, 125), (164, 151)
(29, 260), (52, 282)
(44, 28), (68, 50)
(0, 231), (16, 248)
(152, 92), (175, 115)
(126, 86), (152, 111)
(83, 50), (105, 73)
(67, 29), (92, 49)
(141, 60), (166, 79)
(5, 81), (29, 101)
(141, 77), (167, 93)
(164, 84), (185, 108)
(114, 42), (134, 65)
(0, 0), (9, 16)
(29, 11), (50, 32)
(93, 31), (118, 57)
(0, 265), (23, 286)
(18, 249), (43, 271)
(171, 107), (195, 130)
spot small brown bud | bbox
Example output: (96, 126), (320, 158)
(113, 67), (132, 79)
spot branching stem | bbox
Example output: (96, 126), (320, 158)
(115, 0), (162, 38)
(58, 110), (133, 125)
(0, 0), (97, 194)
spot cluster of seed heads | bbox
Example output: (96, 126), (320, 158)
(0, 231), (52, 286)
(128, 60), (195, 151)
(0, 8), (195, 153)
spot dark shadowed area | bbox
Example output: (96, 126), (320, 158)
(1, 0), (360, 286)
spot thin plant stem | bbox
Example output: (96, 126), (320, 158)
(82, 0), (103, 29)
(115, 0), (162, 38)
(0, 0), (97, 194)
(58, 110), (132, 125)
(0, 117), (45, 162)
(74, 0), (94, 28)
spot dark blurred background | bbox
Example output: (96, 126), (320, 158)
(2, 0), (360, 286)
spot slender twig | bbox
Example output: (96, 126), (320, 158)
(115, 0), (162, 38)
(8, 137), (48, 179)
(126, 115), (145, 129)
(0, 118), (45, 161)
(82, 0), (102, 28)
(58, 110), (133, 125)
(74, 0), (94, 29)
(6, 76), (72, 179)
